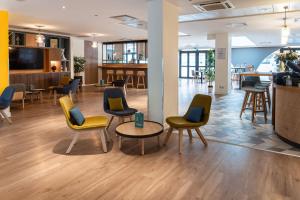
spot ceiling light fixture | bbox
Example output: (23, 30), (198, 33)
(281, 6), (290, 45)
(91, 34), (98, 48)
(35, 25), (45, 46)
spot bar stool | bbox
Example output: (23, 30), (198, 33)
(240, 87), (267, 123)
(126, 70), (134, 88)
(116, 70), (124, 80)
(255, 83), (271, 111)
(136, 71), (146, 89)
(107, 70), (114, 84)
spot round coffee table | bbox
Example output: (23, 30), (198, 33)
(115, 121), (164, 155)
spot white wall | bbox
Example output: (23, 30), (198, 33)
(70, 37), (85, 83)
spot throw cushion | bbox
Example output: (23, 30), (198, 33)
(108, 97), (124, 111)
(185, 106), (204, 122)
(69, 107), (85, 126)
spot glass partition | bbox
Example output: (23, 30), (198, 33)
(103, 40), (147, 64)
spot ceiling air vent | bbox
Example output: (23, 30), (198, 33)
(193, 0), (234, 12)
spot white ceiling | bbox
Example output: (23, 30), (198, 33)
(1, 0), (300, 48)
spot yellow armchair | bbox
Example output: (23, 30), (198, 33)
(59, 96), (109, 153)
(164, 94), (212, 154)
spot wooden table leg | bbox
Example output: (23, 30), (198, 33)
(140, 139), (144, 155)
(157, 136), (160, 147)
(118, 136), (122, 149)
(40, 91), (43, 103)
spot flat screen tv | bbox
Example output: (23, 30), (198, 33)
(9, 48), (44, 70)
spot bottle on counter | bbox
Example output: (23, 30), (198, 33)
(286, 75), (292, 86)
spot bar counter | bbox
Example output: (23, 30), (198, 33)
(273, 84), (300, 147)
(99, 64), (148, 88)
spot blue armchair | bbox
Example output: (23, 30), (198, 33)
(0, 86), (16, 124)
(103, 88), (137, 128)
(54, 79), (80, 105)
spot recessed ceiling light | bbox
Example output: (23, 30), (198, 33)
(94, 14), (99, 17)
(226, 22), (247, 28)
(62, 5), (66, 9)
(179, 32), (191, 37)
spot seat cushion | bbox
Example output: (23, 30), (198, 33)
(185, 106), (204, 122)
(166, 116), (205, 128)
(106, 108), (137, 116)
(68, 116), (109, 130)
(69, 107), (85, 126)
(108, 97), (124, 111)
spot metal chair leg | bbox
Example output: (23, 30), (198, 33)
(0, 110), (12, 124)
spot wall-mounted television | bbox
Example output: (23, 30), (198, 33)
(9, 47), (44, 70)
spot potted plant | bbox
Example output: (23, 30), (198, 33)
(205, 49), (215, 88)
(74, 56), (86, 75)
(276, 48), (299, 72)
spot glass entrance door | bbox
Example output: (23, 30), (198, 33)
(179, 50), (208, 78)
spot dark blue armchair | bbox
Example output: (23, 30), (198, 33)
(103, 88), (137, 128)
(54, 79), (80, 105)
(0, 86), (16, 124)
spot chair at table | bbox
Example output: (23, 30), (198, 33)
(0, 86), (16, 124)
(103, 88), (137, 129)
(112, 76), (129, 96)
(11, 84), (26, 109)
(59, 96), (109, 153)
(54, 79), (80, 105)
(164, 94), (212, 154)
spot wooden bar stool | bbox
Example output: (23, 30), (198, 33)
(116, 70), (124, 80)
(136, 71), (146, 89)
(106, 70), (114, 84)
(240, 87), (267, 123)
(126, 70), (134, 88)
(256, 83), (271, 111)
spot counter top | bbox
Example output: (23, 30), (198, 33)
(99, 64), (147, 69)
(274, 84), (300, 91)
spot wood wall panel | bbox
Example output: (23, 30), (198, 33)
(84, 41), (98, 84)
(10, 72), (70, 89)
(25, 33), (37, 47)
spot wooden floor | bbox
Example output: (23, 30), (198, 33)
(1, 86), (300, 200)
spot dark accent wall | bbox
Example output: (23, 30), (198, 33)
(84, 41), (98, 84)
(231, 47), (281, 68)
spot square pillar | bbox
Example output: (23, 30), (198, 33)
(0, 10), (9, 94)
(0, 10), (10, 118)
(147, 0), (179, 123)
(215, 33), (231, 94)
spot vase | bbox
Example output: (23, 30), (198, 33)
(279, 61), (286, 72)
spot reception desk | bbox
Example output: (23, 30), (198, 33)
(99, 64), (148, 88)
(273, 84), (300, 147)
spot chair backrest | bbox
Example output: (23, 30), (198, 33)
(184, 94), (212, 124)
(11, 83), (26, 92)
(244, 76), (261, 83)
(103, 88), (129, 111)
(59, 96), (74, 123)
(11, 84), (25, 100)
(60, 76), (71, 86)
(0, 86), (16, 109)
(70, 79), (80, 93)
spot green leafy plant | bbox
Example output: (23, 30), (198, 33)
(205, 49), (215, 87)
(74, 56), (86, 73)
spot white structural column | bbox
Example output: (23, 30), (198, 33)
(147, 0), (179, 123)
(215, 33), (232, 94)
